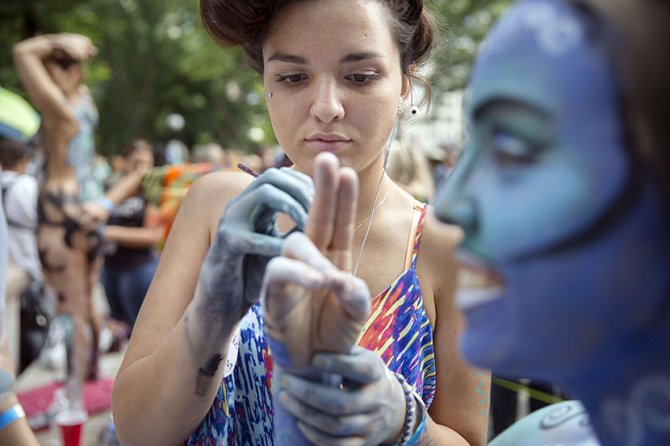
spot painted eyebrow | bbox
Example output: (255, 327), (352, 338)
(473, 98), (550, 121)
(267, 51), (384, 65)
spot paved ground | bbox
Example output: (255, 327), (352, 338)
(16, 347), (125, 446)
(14, 283), (126, 446)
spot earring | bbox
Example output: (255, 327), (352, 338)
(397, 99), (404, 114)
(266, 92), (273, 98)
(409, 83), (418, 115)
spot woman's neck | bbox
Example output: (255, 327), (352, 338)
(562, 327), (670, 446)
(353, 154), (389, 226)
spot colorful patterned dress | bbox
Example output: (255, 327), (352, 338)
(187, 202), (436, 445)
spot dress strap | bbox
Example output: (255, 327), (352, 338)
(403, 201), (428, 271)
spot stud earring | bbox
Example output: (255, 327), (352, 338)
(266, 92), (273, 98)
(409, 82), (418, 115)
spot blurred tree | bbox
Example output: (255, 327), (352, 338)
(428, 0), (512, 92)
(1, 0), (510, 156)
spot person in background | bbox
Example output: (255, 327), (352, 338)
(13, 33), (143, 407)
(387, 140), (435, 202)
(102, 140), (162, 328)
(434, 0), (670, 444)
(0, 87), (43, 446)
(192, 143), (226, 167)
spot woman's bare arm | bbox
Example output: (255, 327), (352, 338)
(113, 168), (313, 445)
(420, 214), (491, 446)
(112, 174), (247, 445)
(13, 35), (76, 126)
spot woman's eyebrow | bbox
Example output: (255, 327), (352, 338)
(267, 51), (308, 65)
(341, 51), (384, 64)
(267, 50), (384, 65)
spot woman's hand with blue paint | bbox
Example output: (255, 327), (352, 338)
(197, 167), (314, 327)
(261, 153), (371, 371)
(277, 347), (409, 445)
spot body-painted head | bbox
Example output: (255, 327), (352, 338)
(434, 0), (670, 379)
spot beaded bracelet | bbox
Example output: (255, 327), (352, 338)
(404, 392), (428, 446)
(392, 372), (417, 446)
(0, 404), (25, 430)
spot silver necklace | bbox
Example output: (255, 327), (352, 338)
(352, 170), (387, 277)
(354, 187), (389, 233)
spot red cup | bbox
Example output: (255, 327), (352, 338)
(56, 408), (88, 446)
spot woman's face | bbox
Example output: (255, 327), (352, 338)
(261, 0), (407, 176)
(433, 0), (649, 375)
(125, 148), (154, 174)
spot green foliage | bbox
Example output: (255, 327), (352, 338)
(427, 0), (512, 92)
(1, 0), (511, 157)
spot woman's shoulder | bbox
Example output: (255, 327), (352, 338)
(420, 205), (461, 259)
(416, 205), (462, 303)
(187, 170), (253, 201)
(182, 170), (254, 230)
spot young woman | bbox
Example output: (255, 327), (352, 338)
(113, 1), (489, 444)
(433, 0), (670, 444)
(13, 33), (142, 404)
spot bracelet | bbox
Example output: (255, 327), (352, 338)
(404, 392), (428, 446)
(97, 196), (114, 212)
(392, 372), (417, 446)
(0, 404), (25, 430)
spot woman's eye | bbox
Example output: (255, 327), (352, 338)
(345, 73), (379, 84)
(276, 74), (308, 84)
(490, 130), (538, 166)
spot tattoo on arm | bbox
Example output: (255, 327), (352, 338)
(184, 314), (225, 396)
(476, 370), (489, 418)
(196, 354), (223, 396)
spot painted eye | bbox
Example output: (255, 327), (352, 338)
(490, 129), (538, 166)
(277, 74), (308, 84)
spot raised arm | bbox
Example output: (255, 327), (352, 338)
(13, 33), (96, 174)
(13, 34), (94, 129)
(112, 169), (313, 445)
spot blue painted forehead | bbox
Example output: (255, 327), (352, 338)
(469, 0), (622, 125)
(480, 0), (587, 59)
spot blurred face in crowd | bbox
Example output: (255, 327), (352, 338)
(125, 148), (154, 174)
(433, 0), (662, 376)
(261, 0), (408, 176)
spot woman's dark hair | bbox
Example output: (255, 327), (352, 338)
(571, 0), (670, 201)
(122, 139), (153, 159)
(0, 136), (31, 169)
(199, 0), (438, 80)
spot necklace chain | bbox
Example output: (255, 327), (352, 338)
(354, 187), (388, 233)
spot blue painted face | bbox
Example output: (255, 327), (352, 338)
(434, 0), (668, 377)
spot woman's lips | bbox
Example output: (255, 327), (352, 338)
(456, 252), (505, 313)
(305, 138), (351, 153)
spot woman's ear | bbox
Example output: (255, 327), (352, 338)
(400, 74), (411, 102)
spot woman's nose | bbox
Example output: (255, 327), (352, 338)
(309, 79), (345, 123)
(434, 188), (478, 234)
(433, 151), (478, 234)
